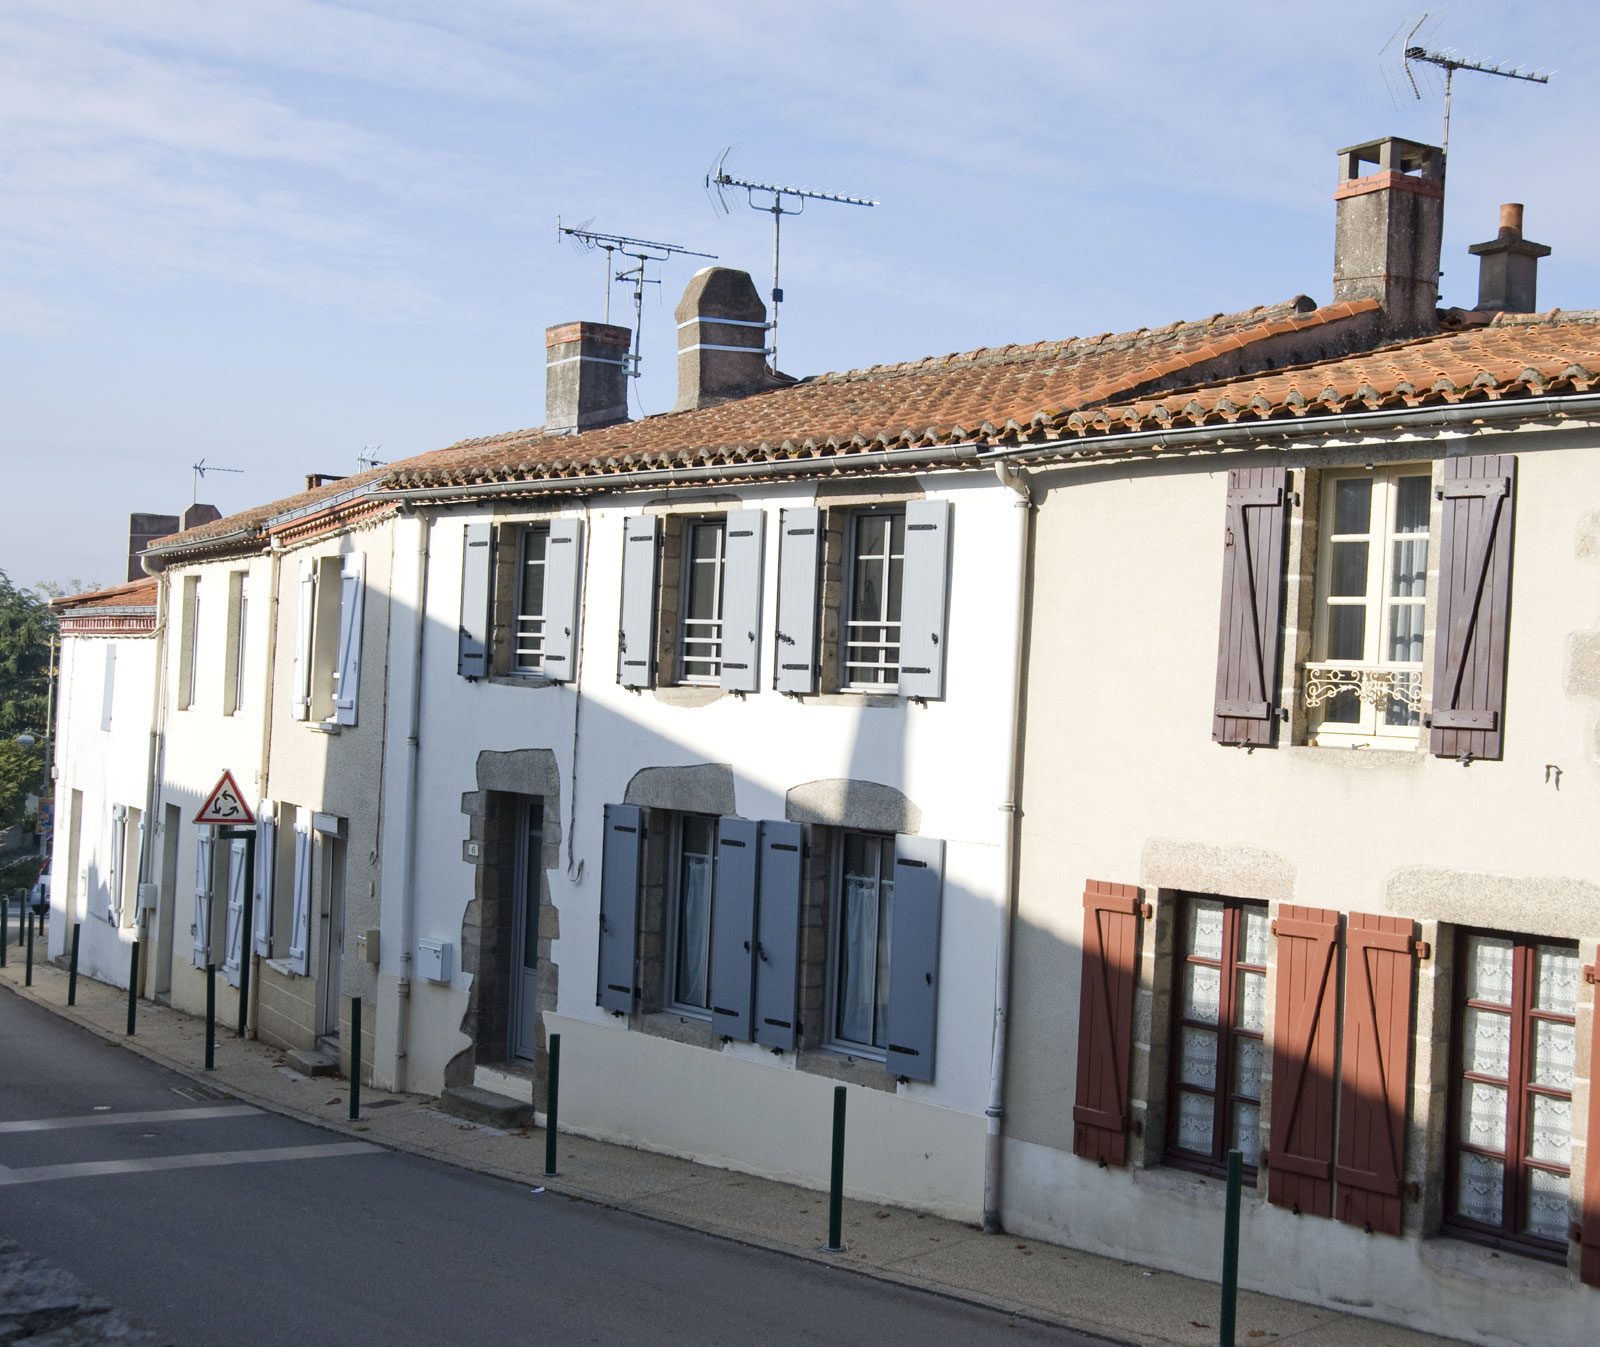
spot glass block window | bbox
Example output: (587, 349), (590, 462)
(1447, 931), (1578, 1258)
(1167, 894), (1268, 1177)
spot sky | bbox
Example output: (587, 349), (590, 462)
(2, 1), (1594, 590)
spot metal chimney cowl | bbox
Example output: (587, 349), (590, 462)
(674, 267), (770, 413)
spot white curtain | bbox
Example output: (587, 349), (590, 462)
(676, 854), (712, 1008)
(837, 874), (878, 1046)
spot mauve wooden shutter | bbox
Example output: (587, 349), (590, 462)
(753, 820), (804, 1051)
(719, 509), (765, 694)
(1265, 905), (1340, 1218)
(596, 804), (643, 1013)
(1213, 466), (1288, 746)
(1335, 912), (1417, 1237)
(457, 522), (492, 679)
(1072, 881), (1142, 1166)
(899, 499), (952, 700)
(1581, 945), (1600, 1287)
(710, 817), (759, 1041)
(617, 516), (659, 688)
(885, 834), (943, 1082)
(773, 507), (821, 695)
(541, 518), (584, 681)
(1430, 455), (1516, 761)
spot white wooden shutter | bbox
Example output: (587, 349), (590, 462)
(288, 812), (312, 974)
(719, 510), (765, 694)
(192, 825), (214, 967)
(898, 500), (951, 700)
(332, 551), (365, 725)
(100, 645), (117, 730)
(457, 522), (493, 678)
(773, 507), (821, 695)
(617, 516), (659, 688)
(254, 813), (276, 957)
(291, 558), (315, 720)
(108, 807), (126, 924)
(597, 804), (643, 1012)
(222, 839), (247, 987)
(541, 517), (584, 681)
(709, 817), (760, 1040)
(885, 834), (944, 1082)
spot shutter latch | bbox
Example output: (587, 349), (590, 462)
(1414, 940), (1432, 961)
(1584, 964), (1596, 985)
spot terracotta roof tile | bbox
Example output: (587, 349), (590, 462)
(49, 579), (159, 612)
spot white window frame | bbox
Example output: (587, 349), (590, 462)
(826, 830), (896, 1057)
(842, 509), (905, 691)
(180, 576), (202, 710)
(666, 813), (718, 1016)
(678, 518), (727, 685)
(1306, 465), (1433, 748)
(513, 525), (550, 674)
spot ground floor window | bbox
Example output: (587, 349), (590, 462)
(670, 814), (717, 1012)
(1447, 931), (1577, 1258)
(1166, 893), (1267, 1176)
(831, 832), (896, 1052)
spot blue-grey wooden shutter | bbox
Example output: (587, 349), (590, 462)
(753, 820), (805, 1051)
(719, 510), (765, 694)
(291, 559), (315, 719)
(254, 813), (276, 957)
(332, 551), (364, 725)
(192, 825), (214, 967)
(898, 500), (951, 700)
(773, 507), (821, 695)
(457, 522), (493, 678)
(618, 516), (659, 688)
(541, 517), (584, 681)
(710, 817), (759, 1039)
(222, 838), (247, 987)
(886, 834), (944, 1082)
(597, 803), (643, 1012)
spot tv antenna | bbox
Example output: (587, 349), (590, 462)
(357, 445), (387, 472)
(705, 147), (878, 372)
(191, 457), (243, 505)
(556, 219), (716, 381)
(1381, 14), (1551, 174)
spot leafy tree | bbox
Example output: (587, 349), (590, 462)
(0, 570), (56, 826)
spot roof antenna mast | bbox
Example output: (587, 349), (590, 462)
(1382, 13), (1551, 178)
(705, 148), (878, 372)
(557, 219), (716, 381)
(190, 457), (243, 505)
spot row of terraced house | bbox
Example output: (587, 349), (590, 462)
(44, 137), (1600, 1345)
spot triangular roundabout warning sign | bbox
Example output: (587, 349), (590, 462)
(194, 770), (256, 827)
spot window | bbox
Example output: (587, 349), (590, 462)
(831, 832), (896, 1051)
(513, 526), (549, 674)
(290, 553), (363, 725)
(1305, 467), (1432, 746)
(670, 814), (717, 1011)
(1447, 932), (1578, 1258)
(224, 570), (248, 715)
(179, 575), (201, 710)
(679, 519), (726, 684)
(1167, 895), (1267, 1175)
(843, 512), (905, 689)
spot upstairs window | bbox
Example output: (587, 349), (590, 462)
(679, 519), (727, 684)
(179, 575), (202, 710)
(843, 511), (905, 689)
(513, 526), (549, 674)
(1306, 467), (1431, 746)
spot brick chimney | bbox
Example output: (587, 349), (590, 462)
(181, 503), (221, 531)
(1332, 136), (1444, 339)
(674, 268), (770, 412)
(544, 321), (632, 434)
(127, 512), (179, 582)
(1469, 203), (1551, 314)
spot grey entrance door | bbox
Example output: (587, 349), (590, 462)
(509, 799), (543, 1061)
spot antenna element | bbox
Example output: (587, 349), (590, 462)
(191, 457), (244, 505)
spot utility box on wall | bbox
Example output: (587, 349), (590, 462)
(417, 938), (453, 984)
(357, 928), (380, 964)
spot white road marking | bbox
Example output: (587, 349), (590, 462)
(0, 1105), (261, 1134)
(0, 1141), (380, 1186)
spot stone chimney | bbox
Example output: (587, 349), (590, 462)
(1469, 204), (1551, 314)
(1332, 136), (1444, 339)
(544, 321), (632, 434)
(181, 503), (221, 531)
(127, 512), (179, 582)
(674, 268), (770, 412)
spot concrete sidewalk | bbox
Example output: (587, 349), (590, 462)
(0, 939), (1468, 1347)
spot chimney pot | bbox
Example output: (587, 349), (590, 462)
(1468, 204), (1550, 314)
(544, 321), (632, 434)
(1498, 202), (1524, 239)
(1332, 136), (1444, 340)
(674, 268), (770, 412)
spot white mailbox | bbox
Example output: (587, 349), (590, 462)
(137, 882), (159, 913)
(417, 938), (454, 984)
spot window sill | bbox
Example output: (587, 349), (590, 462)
(486, 672), (557, 689)
(1420, 1233), (1574, 1289)
(796, 1047), (897, 1093)
(651, 685), (723, 709)
(307, 721), (341, 736)
(264, 958), (306, 979)
(1283, 744), (1425, 769)
(802, 692), (901, 709)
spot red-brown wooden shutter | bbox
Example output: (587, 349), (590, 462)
(1582, 949), (1600, 1287)
(1073, 881), (1143, 1167)
(1213, 466), (1289, 747)
(1265, 905), (1339, 1218)
(1335, 912), (1418, 1237)
(1430, 454), (1516, 761)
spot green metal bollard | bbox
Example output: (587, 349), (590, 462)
(1, 896), (8, 967)
(25, 907), (34, 986)
(544, 1033), (561, 1177)
(826, 1084), (847, 1252)
(349, 997), (362, 1121)
(127, 941), (140, 1036)
(68, 924), (80, 1005)
(15, 893), (22, 947)
(205, 964), (216, 1070)
(1217, 1147), (1242, 1347)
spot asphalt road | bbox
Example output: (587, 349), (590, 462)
(0, 990), (1108, 1346)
